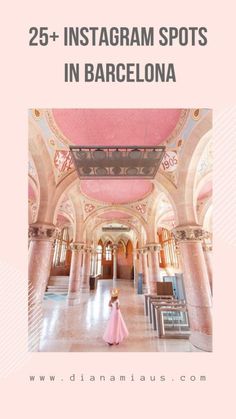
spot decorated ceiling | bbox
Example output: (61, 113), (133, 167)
(29, 108), (212, 231)
(51, 109), (183, 146)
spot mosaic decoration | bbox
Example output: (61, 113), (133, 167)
(136, 204), (146, 214)
(54, 150), (74, 173)
(84, 203), (95, 213)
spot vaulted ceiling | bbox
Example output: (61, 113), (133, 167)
(52, 109), (184, 146)
(29, 108), (212, 235)
(46, 108), (188, 204)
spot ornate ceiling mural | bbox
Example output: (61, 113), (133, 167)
(163, 109), (210, 186)
(29, 108), (212, 237)
(57, 196), (74, 223)
(30, 109), (75, 185)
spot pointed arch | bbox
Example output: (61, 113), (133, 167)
(176, 111), (212, 224)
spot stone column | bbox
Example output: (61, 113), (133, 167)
(137, 249), (143, 273)
(68, 242), (84, 299)
(141, 248), (149, 293)
(28, 223), (57, 302)
(146, 243), (161, 294)
(91, 249), (97, 276)
(135, 249), (143, 287)
(202, 243), (213, 295)
(132, 250), (137, 285)
(173, 226), (212, 352)
(28, 222), (57, 350)
(80, 247), (92, 292)
(112, 244), (118, 281)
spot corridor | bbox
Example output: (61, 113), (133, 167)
(39, 279), (201, 352)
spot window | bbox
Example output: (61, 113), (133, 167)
(105, 245), (112, 261)
(96, 245), (102, 275)
(158, 228), (179, 268)
(53, 227), (70, 266)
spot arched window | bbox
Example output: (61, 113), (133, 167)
(96, 244), (102, 275)
(105, 243), (112, 261)
(158, 228), (179, 268)
(53, 227), (70, 267)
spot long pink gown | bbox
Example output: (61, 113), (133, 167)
(103, 299), (129, 344)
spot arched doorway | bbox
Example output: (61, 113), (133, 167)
(117, 239), (134, 279)
(102, 240), (113, 279)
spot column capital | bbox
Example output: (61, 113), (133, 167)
(146, 243), (161, 252)
(70, 242), (85, 252)
(173, 225), (209, 242)
(28, 222), (57, 241)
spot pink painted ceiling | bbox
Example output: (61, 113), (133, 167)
(52, 109), (182, 146)
(81, 179), (152, 204)
(198, 180), (212, 200)
(99, 211), (131, 219)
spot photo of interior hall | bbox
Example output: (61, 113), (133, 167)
(28, 108), (212, 352)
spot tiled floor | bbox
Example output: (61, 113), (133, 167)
(39, 279), (202, 352)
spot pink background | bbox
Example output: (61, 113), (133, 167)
(1, 0), (236, 418)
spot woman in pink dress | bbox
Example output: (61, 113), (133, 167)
(103, 288), (129, 346)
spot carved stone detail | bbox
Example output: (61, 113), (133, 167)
(138, 247), (148, 254)
(70, 242), (85, 252)
(173, 226), (208, 242)
(28, 223), (57, 240)
(146, 243), (161, 252)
